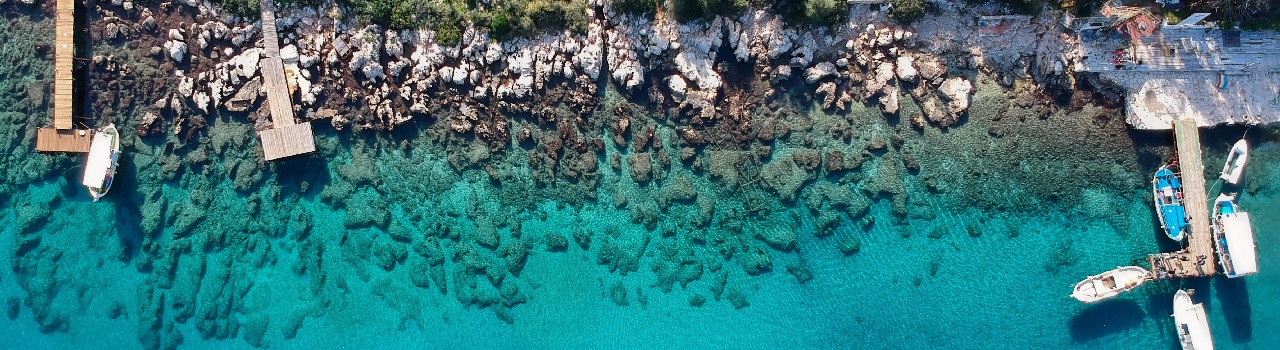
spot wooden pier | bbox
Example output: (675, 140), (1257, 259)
(35, 0), (94, 153)
(255, 0), (315, 161)
(35, 128), (92, 152)
(53, 0), (75, 130)
(1148, 118), (1217, 280)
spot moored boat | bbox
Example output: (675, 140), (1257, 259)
(1071, 266), (1149, 303)
(1212, 193), (1257, 278)
(82, 124), (121, 201)
(1172, 289), (1215, 350)
(1153, 164), (1190, 242)
(1219, 139), (1248, 185)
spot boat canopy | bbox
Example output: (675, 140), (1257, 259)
(1220, 213), (1258, 277)
(1173, 290), (1214, 350)
(82, 131), (114, 188)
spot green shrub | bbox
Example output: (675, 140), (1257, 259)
(774, 0), (848, 26)
(611, 0), (658, 18)
(889, 0), (926, 24)
(217, 0), (261, 18)
(668, 0), (747, 23)
(487, 0), (589, 39)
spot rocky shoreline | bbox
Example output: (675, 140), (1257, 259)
(2, 1), (1183, 348)
(75, 0), (1086, 146)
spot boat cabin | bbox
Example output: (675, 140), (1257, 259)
(1215, 212), (1258, 278)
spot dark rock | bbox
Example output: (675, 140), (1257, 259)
(688, 294), (707, 307)
(726, 287), (750, 309)
(609, 281), (629, 306)
(573, 229), (591, 250)
(5, 297), (17, 319)
(824, 150), (846, 174)
(628, 153), (652, 183)
(791, 149), (822, 172)
(786, 263), (813, 284)
(838, 237), (862, 255)
(545, 232), (568, 252)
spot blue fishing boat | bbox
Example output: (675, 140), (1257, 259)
(1153, 165), (1189, 242)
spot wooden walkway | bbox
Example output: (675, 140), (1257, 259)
(53, 0), (75, 129)
(35, 128), (91, 152)
(255, 0), (314, 161)
(1149, 118), (1217, 280)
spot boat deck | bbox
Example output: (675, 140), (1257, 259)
(1149, 118), (1217, 280)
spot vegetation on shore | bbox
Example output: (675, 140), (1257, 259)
(246, 0), (857, 45)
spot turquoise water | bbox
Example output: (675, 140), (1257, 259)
(3, 12), (1280, 350)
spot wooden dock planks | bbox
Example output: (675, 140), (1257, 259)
(255, 0), (315, 161)
(35, 128), (91, 152)
(53, 0), (75, 129)
(1173, 118), (1215, 274)
(259, 58), (296, 129)
(258, 123), (316, 161)
(1150, 118), (1217, 280)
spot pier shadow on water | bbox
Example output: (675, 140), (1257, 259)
(1069, 299), (1147, 343)
(1213, 277), (1253, 343)
(111, 153), (146, 260)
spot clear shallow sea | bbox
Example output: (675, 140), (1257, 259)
(2, 11), (1279, 350)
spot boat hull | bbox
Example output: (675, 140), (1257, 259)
(82, 124), (121, 202)
(1219, 139), (1248, 185)
(1072, 266), (1149, 303)
(1173, 290), (1215, 350)
(1212, 193), (1258, 278)
(1153, 165), (1189, 242)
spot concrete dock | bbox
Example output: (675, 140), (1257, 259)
(1148, 118), (1217, 280)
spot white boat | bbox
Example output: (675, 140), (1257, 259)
(1219, 139), (1248, 185)
(1071, 266), (1149, 303)
(1212, 193), (1258, 278)
(82, 124), (120, 201)
(1172, 289), (1215, 350)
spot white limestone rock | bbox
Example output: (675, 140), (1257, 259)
(940, 77), (973, 114)
(280, 44), (299, 63)
(230, 48), (261, 80)
(895, 56), (917, 82)
(667, 74), (688, 100)
(178, 76), (195, 97)
(804, 62), (837, 84)
(193, 91), (210, 113)
(384, 30), (403, 58)
(164, 40), (188, 62)
(512, 74), (534, 98)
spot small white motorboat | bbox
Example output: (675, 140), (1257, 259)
(1212, 193), (1258, 278)
(1172, 289), (1215, 350)
(82, 124), (121, 201)
(1071, 266), (1150, 303)
(1219, 139), (1248, 185)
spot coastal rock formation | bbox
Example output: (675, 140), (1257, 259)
(0, 0), (1192, 345)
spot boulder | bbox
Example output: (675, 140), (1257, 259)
(895, 56), (917, 82)
(804, 62), (837, 83)
(164, 40), (187, 62)
(940, 77), (973, 115)
(667, 74), (688, 100)
(280, 45), (299, 63)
